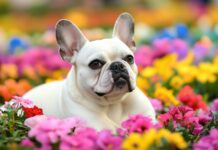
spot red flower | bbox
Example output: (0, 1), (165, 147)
(178, 86), (208, 111)
(23, 106), (43, 118)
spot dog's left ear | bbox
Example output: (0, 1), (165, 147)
(112, 13), (136, 51)
(56, 19), (88, 63)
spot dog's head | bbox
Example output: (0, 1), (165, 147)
(56, 13), (138, 105)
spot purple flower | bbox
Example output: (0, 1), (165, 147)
(211, 99), (218, 112)
(193, 42), (210, 63)
(169, 39), (188, 60)
(193, 129), (218, 150)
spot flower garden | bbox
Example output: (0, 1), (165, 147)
(1, 1), (218, 150)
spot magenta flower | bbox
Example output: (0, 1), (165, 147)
(96, 130), (122, 150)
(21, 139), (34, 148)
(118, 114), (158, 135)
(60, 134), (95, 150)
(134, 46), (153, 67)
(211, 99), (218, 112)
(27, 116), (86, 147)
(150, 98), (163, 112)
(198, 111), (212, 125)
(159, 106), (203, 135)
(60, 127), (97, 150)
(193, 129), (218, 150)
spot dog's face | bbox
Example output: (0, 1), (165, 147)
(56, 13), (138, 105)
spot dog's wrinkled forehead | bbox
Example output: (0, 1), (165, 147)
(78, 38), (133, 63)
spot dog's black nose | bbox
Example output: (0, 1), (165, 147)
(109, 62), (125, 72)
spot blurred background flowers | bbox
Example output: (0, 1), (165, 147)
(0, 0), (218, 149)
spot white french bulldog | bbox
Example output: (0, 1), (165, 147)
(23, 13), (155, 131)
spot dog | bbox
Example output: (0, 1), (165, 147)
(23, 12), (156, 131)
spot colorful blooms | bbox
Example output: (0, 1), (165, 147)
(122, 128), (187, 150)
(1, 15), (218, 150)
(23, 116), (86, 149)
(118, 114), (156, 135)
(178, 86), (208, 111)
(193, 129), (218, 150)
(154, 86), (180, 106)
(159, 106), (204, 135)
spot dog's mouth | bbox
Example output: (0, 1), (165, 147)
(95, 74), (134, 97)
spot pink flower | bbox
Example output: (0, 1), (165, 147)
(27, 116), (86, 147)
(135, 46), (153, 67)
(193, 129), (218, 150)
(96, 130), (122, 150)
(21, 139), (34, 147)
(198, 111), (212, 125)
(150, 98), (163, 112)
(118, 114), (158, 135)
(60, 134), (95, 150)
(159, 106), (204, 135)
(60, 127), (97, 150)
(12, 96), (34, 108)
(24, 115), (50, 128)
(211, 99), (218, 112)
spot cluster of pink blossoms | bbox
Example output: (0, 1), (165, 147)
(159, 106), (211, 135)
(22, 115), (123, 150)
(117, 114), (161, 136)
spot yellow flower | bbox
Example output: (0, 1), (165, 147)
(169, 133), (187, 149)
(140, 67), (157, 78)
(196, 62), (217, 83)
(141, 128), (157, 149)
(154, 86), (180, 106)
(176, 66), (198, 83)
(137, 76), (149, 93)
(156, 129), (187, 149)
(122, 133), (146, 150)
(153, 54), (178, 81)
(176, 52), (194, 67)
(170, 76), (184, 89)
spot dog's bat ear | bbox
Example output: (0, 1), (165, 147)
(56, 19), (88, 62)
(112, 12), (136, 52)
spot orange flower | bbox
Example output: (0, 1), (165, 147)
(0, 79), (32, 102)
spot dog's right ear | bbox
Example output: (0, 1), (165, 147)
(56, 19), (88, 63)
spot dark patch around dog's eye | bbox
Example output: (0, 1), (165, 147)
(89, 59), (105, 70)
(124, 55), (134, 64)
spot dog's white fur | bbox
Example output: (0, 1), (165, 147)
(23, 13), (155, 131)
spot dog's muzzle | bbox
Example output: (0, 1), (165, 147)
(109, 61), (133, 92)
(95, 61), (134, 97)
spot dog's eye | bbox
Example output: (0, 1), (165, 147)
(124, 55), (134, 64)
(89, 60), (104, 70)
